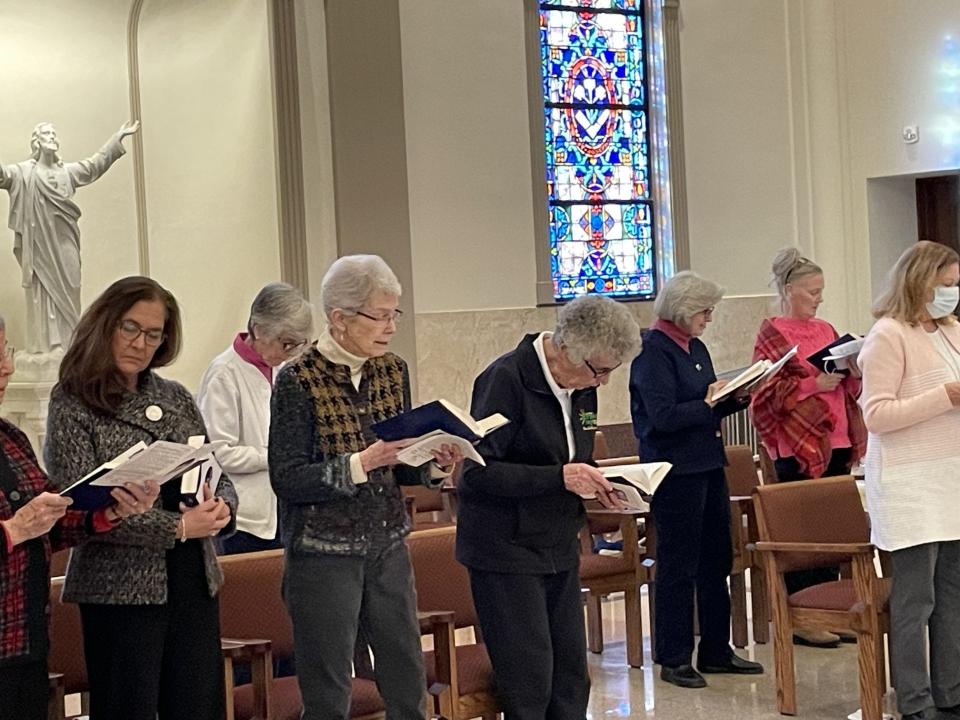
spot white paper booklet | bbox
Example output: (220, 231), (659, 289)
(580, 462), (673, 507)
(824, 336), (865, 372)
(711, 345), (798, 402)
(395, 432), (486, 467)
(63, 439), (217, 491)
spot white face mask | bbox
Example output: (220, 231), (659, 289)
(926, 285), (960, 319)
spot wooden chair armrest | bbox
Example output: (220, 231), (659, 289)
(754, 541), (874, 554)
(418, 610), (455, 634)
(221, 637), (272, 658)
(586, 507), (648, 518)
(730, 495), (752, 504)
(595, 455), (640, 467)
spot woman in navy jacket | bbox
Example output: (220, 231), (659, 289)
(630, 271), (763, 689)
(457, 295), (639, 720)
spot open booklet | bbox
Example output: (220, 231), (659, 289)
(807, 333), (863, 375)
(372, 399), (510, 468)
(579, 462), (673, 509)
(60, 439), (217, 511)
(711, 345), (798, 402)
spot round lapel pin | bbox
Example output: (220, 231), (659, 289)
(145, 405), (163, 422)
(695, 363), (702, 371)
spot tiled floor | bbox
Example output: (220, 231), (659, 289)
(586, 590), (896, 720)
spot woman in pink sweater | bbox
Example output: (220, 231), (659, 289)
(751, 248), (866, 647)
(859, 241), (960, 720)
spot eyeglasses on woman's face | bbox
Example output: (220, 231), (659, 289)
(584, 358), (621, 378)
(118, 319), (166, 347)
(280, 337), (309, 355)
(354, 309), (404, 325)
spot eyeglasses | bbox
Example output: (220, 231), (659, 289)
(700, 306), (715, 317)
(584, 358), (621, 378)
(280, 338), (309, 355)
(354, 309), (404, 325)
(118, 319), (166, 347)
(0, 342), (14, 364)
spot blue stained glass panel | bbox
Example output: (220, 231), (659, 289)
(540, 0), (655, 300)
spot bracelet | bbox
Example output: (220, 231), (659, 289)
(178, 518), (188, 543)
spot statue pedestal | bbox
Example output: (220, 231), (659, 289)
(0, 349), (62, 462)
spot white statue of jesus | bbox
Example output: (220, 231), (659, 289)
(0, 120), (140, 353)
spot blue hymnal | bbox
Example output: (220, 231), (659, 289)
(371, 399), (508, 443)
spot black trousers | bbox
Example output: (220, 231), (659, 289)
(0, 659), (48, 720)
(773, 448), (851, 595)
(283, 542), (426, 720)
(79, 541), (224, 720)
(468, 566), (589, 720)
(651, 467), (733, 668)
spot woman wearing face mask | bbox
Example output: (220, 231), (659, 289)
(859, 241), (960, 720)
(750, 248), (867, 647)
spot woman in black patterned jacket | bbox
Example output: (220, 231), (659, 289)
(0, 315), (158, 720)
(269, 254), (461, 720)
(44, 277), (238, 720)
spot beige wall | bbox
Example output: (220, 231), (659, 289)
(0, 0), (282, 391)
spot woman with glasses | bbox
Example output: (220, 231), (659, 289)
(44, 276), (238, 720)
(751, 248), (866, 647)
(269, 254), (460, 719)
(0, 316), (159, 720)
(456, 294), (638, 718)
(197, 282), (312, 555)
(630, 271), (763, 689)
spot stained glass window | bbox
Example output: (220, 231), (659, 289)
(539, 0), (656, 300)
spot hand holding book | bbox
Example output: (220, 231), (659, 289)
(564, 463), (627, 510)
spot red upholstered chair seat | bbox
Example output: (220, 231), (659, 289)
(233, 676), (385, 720)
(789, 578), (892, 612)
(423, 643), (493, 697)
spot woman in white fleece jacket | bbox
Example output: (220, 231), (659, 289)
(859, 241), (960, 720)
(197, 282), (313, 555)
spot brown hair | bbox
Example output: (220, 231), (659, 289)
(56, 276), (182, 414)
(872, 241), (960, 325)
(771, 247), (823, 301)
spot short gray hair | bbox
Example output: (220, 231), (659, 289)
(247, 282), (313, 340)
(654, 271), (725, 328)
(553, 295), (640, 365)
(321, 254), (402, 318)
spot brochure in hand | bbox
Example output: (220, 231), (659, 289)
(60, 439), (216, 511)
(806, 333), (863, 375)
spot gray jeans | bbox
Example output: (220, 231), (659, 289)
(283, 542), (426, 720)
(890, 541), (960, 715)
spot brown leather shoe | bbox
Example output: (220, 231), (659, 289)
(793, 628), (840, 648)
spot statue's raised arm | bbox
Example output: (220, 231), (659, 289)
(0, 120), (140, 355)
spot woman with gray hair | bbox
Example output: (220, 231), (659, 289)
(456, 294), (638, 719)
(630, 270), (763, 688)
(197, 282), (312, 555)
(268, 255), (462, 719)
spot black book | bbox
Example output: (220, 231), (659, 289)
(806, 334), (863, 375)
(371, 399), (508, 444)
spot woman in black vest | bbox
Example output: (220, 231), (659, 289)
(269, 254), (461, 720)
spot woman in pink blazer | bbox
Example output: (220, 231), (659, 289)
(859, 241), (960, 720)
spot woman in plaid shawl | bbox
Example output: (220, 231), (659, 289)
(750, 248), (866, 647)
(0, 315), (158, 720)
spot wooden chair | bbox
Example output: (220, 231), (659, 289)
(402, 484), (457, 530)
(753, 476), (890, 719)
(724, 444), (769, 646)
(406, 526), (498, 720)
(49, 548), (70, 577)
(578, 505), (652, 668)
(218, 549), (396, 720)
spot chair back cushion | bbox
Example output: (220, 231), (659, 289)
(406, 526), (478, 628)
(754, 475), (868, 573)
(218, 549), (295, 658)
(48, 577), (87, 694)
(724, 444), (760, 496)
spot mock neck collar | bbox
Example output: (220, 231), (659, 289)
(652, 318), (692, 353)
(316, 328), (367, 375)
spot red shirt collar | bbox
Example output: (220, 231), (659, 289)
(652, 318), (692, 353)
(233, 333), (272, 383)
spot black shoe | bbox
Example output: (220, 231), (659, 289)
(939, 705), (960, 717)
(697, 653), (764, 675)
(660, 664), (707, 688)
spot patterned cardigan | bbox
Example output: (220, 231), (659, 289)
(44, 373), (238, 605)
(0, 419), (93, 662)
(269, 347), (436, 556)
